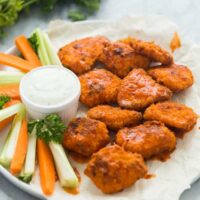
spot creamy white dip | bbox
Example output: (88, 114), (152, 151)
(21, 67), (80, 106)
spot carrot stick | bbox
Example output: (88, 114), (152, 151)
(0, 118), (13, 131)
(37, 139), (56, 195)
(15, 35), (42, 66)
(3, 99), (20, 108)
(0, 84), (20, 99)
(0, 99), (21, 131)
(0, 53), (38, 72)
(10, 118), (28, 175)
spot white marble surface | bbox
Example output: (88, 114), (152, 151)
(0, 0), (200, 199)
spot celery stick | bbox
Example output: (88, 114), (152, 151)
(0, 104), (25, 168)
(35, 28), (50, 65)
(0, 71), (24, 85)
(27, 114), (78, 187)
(43, 32), (62, 66)
(0, 103), (23, 122)
(49, 142), (79, 188)
(30, 28), (62, 66)
(19, 126), (37, 183)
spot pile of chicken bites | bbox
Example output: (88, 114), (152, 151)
(58, 36), (198, 194)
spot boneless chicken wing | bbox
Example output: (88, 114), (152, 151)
(63, 117), (110, 156)
(99, 42), (150, 78)
(148, 64), (193, 92)
(117, 69), (172, 110)
(58, 36), (110, 75)
(79, 69), (121, 107)
(121, 37), (173, 65)
(87, 105), (142, 130)
(116, 121), (176, 159)
(144, 101), (198, 132)
(84, 145), (147, 194)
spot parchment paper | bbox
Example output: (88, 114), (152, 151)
(30, 15), (200, 200)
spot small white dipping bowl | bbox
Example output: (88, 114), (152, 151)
(20, 65), (80, 123)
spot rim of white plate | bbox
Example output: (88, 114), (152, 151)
(0, 46), (45, 200)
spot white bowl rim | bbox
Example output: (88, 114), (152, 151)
(19, 65), (81, 113)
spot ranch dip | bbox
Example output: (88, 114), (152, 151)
(21, 66), (80, 106)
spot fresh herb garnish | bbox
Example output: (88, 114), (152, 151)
(18, 174), (33, 183)
(68, 10), (86, 21)
(0, 0), (101, 39)
(0, 30), (7, 39)
(39, 0), (58, 12)
(28, 32), (39, 53)
(0, 96), (11, 109)
(75, 0), (101, 14)
(27, 113), (78, 188)
(28, 114), (66, 144)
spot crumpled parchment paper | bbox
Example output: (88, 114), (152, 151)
(29, 15), (200, 200)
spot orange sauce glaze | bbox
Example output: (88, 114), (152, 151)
(170, 32), (181, 52)
(174, 130), (187, 139)
(171, 127), (187, 139)
(144, 173), (156, 179)
(150, 150), (172, 162)
(69, 151), (91, 164)
(65, 167), (81, 195)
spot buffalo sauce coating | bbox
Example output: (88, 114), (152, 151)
(65, 168), (81, 195)
(150, 150), (172, 162)
(87, 105), (142, 130)
(144, 173), (156, 179)
(121, 37), (173, 65)
(99, 41), (150, 78)
(69, 151), (91, 164)
(117, 68), (172, 110)
(148, 64), (193, 93)
(144, 101), (198, 132)
(116, 120), (176, 160)
(58, 36), (110, 75)
(63, 117), (110, 157)
(79, 69), (121, 107)
(84, 145), (148, 194)
(170, 32), (181, 52)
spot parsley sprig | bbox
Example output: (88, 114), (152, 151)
(0, 0), (101, 38)
(0, 96), (11, 109)
(28, 114), (66, 144)
(28, 32), (39, 53)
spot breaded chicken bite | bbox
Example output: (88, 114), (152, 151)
(148, 64), (194, 92)
(117, 69), (172, 110)
(144, 101), (198, 132)
(58, 36), (110, 75)
(87, 105), (142, 130)
(121, 37), (173, 65)
(63, 117), (109, 156)
(99, 42), (150, 78)
(116, 121), (176, 159)
(84, 145), (147, 194)
(79, 69), (121, 107)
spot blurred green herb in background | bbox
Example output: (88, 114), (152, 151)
(0, 0), (101, 39)
(68, 10), (86, 21)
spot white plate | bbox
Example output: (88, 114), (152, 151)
(1, 16), (200, 200)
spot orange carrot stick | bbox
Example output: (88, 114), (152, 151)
(37, 139), (56, 195)
(0, 84), (20, 99)
(15, 35), (42, 66)
(0, 53), (38, 72)
(0, 99), (21, 131)
(10, 119), (28, 175)
(3, 99), (20, 107)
